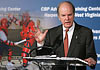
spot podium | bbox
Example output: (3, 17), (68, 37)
(23, 55), (88, 70)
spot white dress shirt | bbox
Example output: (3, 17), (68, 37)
(63, 22), (75, 48)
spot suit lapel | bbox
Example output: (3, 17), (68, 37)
(67, 23), (81, 57)
(55, 25), (65, 56)
(56, 25), (63, 41)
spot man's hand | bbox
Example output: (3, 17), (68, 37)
(84, 58), (96, 66)
(34, 28), (48, 43)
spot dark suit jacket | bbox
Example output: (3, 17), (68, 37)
(42, 22), (97, 70)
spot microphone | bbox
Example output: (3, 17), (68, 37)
(29, 46), (53, 56)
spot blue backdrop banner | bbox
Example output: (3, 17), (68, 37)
(0, 0), (100, 69)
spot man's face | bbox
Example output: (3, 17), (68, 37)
(58, 3), (74, 28)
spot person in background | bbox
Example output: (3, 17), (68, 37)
(8, 12), (36, 67)
(0, 18), (16, 67)
(34, 1), (97, 70)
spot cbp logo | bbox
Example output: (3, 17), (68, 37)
(41, 7), (50, 11)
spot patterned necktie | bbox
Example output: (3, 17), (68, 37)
(64, 29), (69, 57)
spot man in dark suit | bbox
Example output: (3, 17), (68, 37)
(35, 1), (97, 70)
